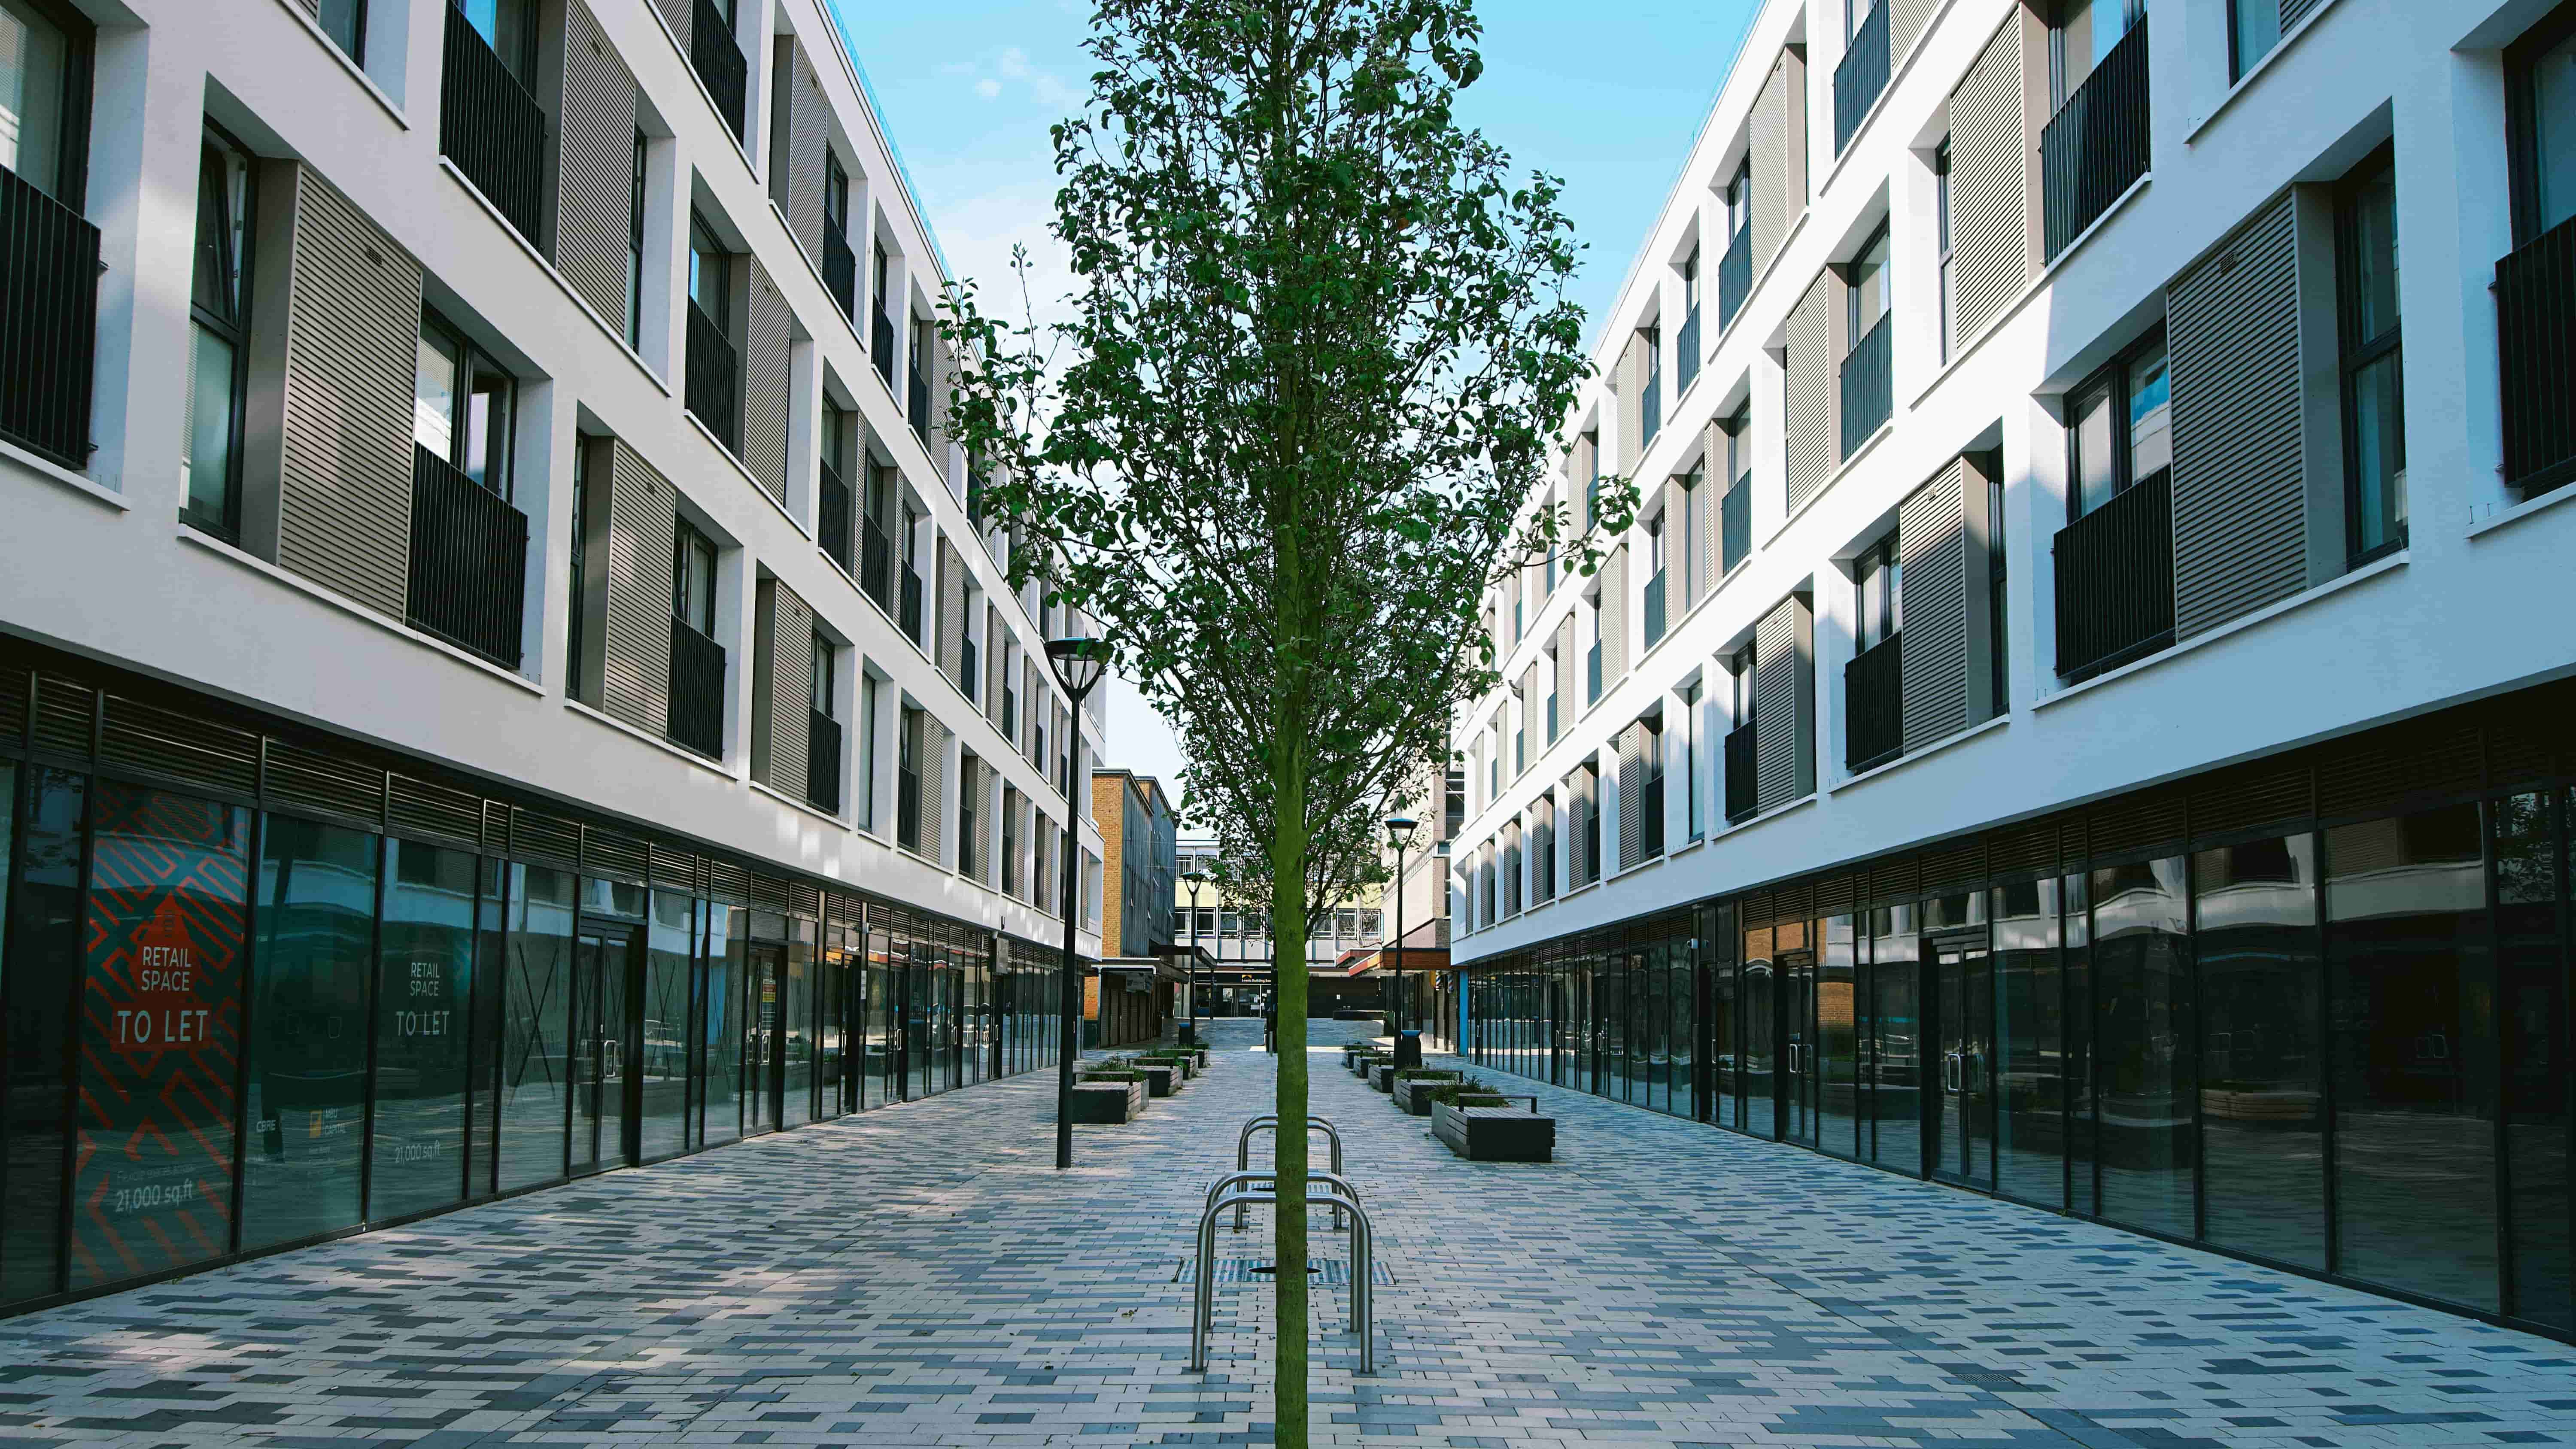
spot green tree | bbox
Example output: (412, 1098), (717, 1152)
(946, 0), (1629, 1437)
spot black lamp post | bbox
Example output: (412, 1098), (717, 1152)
(1182, 871), (1207, 1047)
(1385, 815), (1418, 1046)
(1045, 635), (1109, 1170)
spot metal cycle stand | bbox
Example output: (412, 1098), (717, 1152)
(1191, 1189), (1373, 1376)
(1236, 1115), (1346, 1230)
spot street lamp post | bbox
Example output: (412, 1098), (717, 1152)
(1182, 871), (1207, 1048)
(1045, 635), (1109, 1171)
(1384, 815), (1418, 1056)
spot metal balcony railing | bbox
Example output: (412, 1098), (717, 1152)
(1833, 0), (1890, 157)
(2041, 15), (2151, 263)
(0, 164), (99, 469)
(405, 444), (529, 668)
(1717, 226), (1751, 334)
(1675, 307), (1700, 397)
(908, 364), (931, 444)
(822, 224), (857, 323)
(665, 620), (726, 759)
(1721, 473), (1750, 575)
(2052, 468), (2174, 680)
(440, 3), (545, 243)
(1724, 720), (1757, 824)
(861, 515), (893, 609)
(1586, 639), (1603, 704)
(685, 301), (739, 455)
(818, 459), (853, 573)
(1839, 312), (1892, 458)
(807, 709), (841, 814)
(691, 0), (748, 143)
(900, 564), (924, 644)
(2497, 213), (2576, 499)
(871, 305), (896, 387)
(1642, 570), (1667, 650)
(1844, 631), (1902, 773)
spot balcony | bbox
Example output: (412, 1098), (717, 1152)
(2041, 15), (2151, 263)
(439, 3), (544, 243)
(1724, 720), (1757, 824)
(907, 364), (931, 444)
(1844, 631), (1902, 773)
(1721, 474), (1750, 575)
(665, 620), (726, 759)
(1640, 361), (1662, 449)
(1839, 312), (1892, 457)
(0, 164), (99, 469)
(900, 564), (924, 645)
(818, 459), (853, 573)
(2497, 213), (2576, 499)
(404, 444), (529, 668)
(861, 515), (893, 610)
(822, 224), (858, 324)
(1717, 225), (1751, 334)
(1586, 639), (1603, 704)
(1675, 307), (1700, 397)
(2052, 468), (2173, 680)
(685, 302), (739, 455)
(807, 709), (841, 814)
(1642, 570), (1667, 650)
(1833, 0), (1890, 157)
(872, 305), (896, 388)
(691, 0), (748, 143)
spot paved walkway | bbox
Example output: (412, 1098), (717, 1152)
(2, 1018), (2572, 1447)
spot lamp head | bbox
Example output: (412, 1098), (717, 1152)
(1045, 635), (1109, 696)
(1384, 815), (1419, 849)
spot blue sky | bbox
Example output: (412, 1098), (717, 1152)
(827, 0), (1762, 816)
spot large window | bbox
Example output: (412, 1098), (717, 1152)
(414, 313), (517, 497)
(185, 126), (257, 538)
(242, 815), (380, 1252)
(2337, 146), (2404, 564)
(672, 519), (717, 636)
(1854, 532), (1899, 650)
(1846, 224), (1889, 343)
(497, 863), (573, 1190)
(0, 0), (82, 200)
(2050, 0), (2145, 112)
(688, 215), (730, 331)
(370, 839), (481, 1222)
(2511, 6), (2576, 242)
(2064, 327), (2169, 521)
(2196, 834), (2324, 1269)
(2229, 0), (2281, 82)
(2090, 855), (2192, 1240)
(457, 0), (535, 87)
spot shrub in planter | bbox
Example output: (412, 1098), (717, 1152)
(1078, 1068), (1145, 1082)
(1391, 1069), (1464, 1116)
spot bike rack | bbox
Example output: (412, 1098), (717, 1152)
(1202, 1168), (1359, 1225)
(1236, 1115), (1345, 1230)
(1191, 1189), (1373, 1375)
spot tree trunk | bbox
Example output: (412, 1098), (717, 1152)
(1268, 763), (1311, 1446)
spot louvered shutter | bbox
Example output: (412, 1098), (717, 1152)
(1602, 545), (1630, 684)
(1890, 0), (1938, 66)
(1948, 19), (2031, 348)
(937, 538), (967, 679)
(1750, 47), (1808, 277)
(1754, 594), (1814, 812)
(1552, 620), (1575, 738)
(1616, 333), (1647, 473)
(1616, 724), (1645, 870)
(744, 258), (793, 503)
(767, 37), (829, 265)
(2169, 194), (2306, 641)
(1695, 426), (1722, 602)
(1519, 663), (1539, 759)
(600, 438), (677, 735)
(557, 0), (638, 328)
(1899, 462), (1969, 748)
(985, 606), (1006, 726)
(650, 0), (690, 48)
(1784, 270), (1835, 515)
(753, 578), (812, 800)
(922, 715), (952, 865)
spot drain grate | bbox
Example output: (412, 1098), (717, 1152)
(1173, 1257), (1394, 1286)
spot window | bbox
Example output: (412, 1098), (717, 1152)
(810, 633), (835, 719)
(568, 444), (591, 690)
(1681, 248), (1700, 319)
(1855, 532), (1900, 650)
(2228, 0), (2281, 82)
(624, 129), (647, 346)
(184, 125), (257, 537)
(1847, 0), (1878, 38)
(2511, 7), (2576, 242)
(1846, 224), (1889, 344)
(1583, 428), (1601, 520)
(857, 673), (879, 829)
(2050, 0), (2145, 112)
(1731, 644), (1756, 725)
(1724, 158), (1750, 241)
(897, 706), (922, 852)
(2338, 146), (2404, 563)
(414, 313), (517, 497)
(688, 216), (729, 330)
(672, 520), (717, 636)
(1443, 765), (1466, 842)
(911, 316), (933, 379)
(1935, 139), (1954, 360)
(824, 153), (849, 235)
(1677, 463), (1702, 601)
(317, 0), (364, 62)
(0, 0), (83, 201)
(1680, 679), (1704, 840)
(872, 240), (891, 319)
(2065, 326), (2169, 521)
(1987, 470), (2009, 710)
(459, 0), (535, 86)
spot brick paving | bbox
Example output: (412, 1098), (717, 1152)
(0, 1018), (2571, 1447)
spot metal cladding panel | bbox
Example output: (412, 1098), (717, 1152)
(2170, 194), (2306, 641)
(1749, 49), (1806, 277)
(1615, 723), (1644, 870)
(1616, 332), (1646, 474)
(744, 258), (794, 503)
(1949, 19), (2028, 348)
(770, 38), (828, 264)
(1599, 546), (1628, 683)
(276, 166), (422, 620)
(556, 0), (636, 326)
(1890, 0), (1938, 64)
(937, 538), (967, 680)
(922, 715), (952, 866)
(1784, 272), (1835, 514)
(601, 438), (677, 735)
(1753, 595), (1806, 813)
(651, 0), (690, 50)
(758, 580), (813, 802)
(1898, 461), (1969, 749)
(1694, 429), (1721, 602)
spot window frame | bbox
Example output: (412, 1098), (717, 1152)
(2227, 0), (2283, 85)
(687, 214), (730, 333)
(0, 0), (94, 205)
(624, 129), (648, 346)
(1935, 138), (1955, 361)
(671, 519), (718, 636)
(415, 310), (519, 500)
(1854, 531), (1901, 651)
(1732, 644), (1756, 725)
(810, 633), (835, 718)
(2335, 142), (2406, 565)
(2507, 3), (2576, 245)
(183, 121), (259, 540)
(1844, 222), (1890, 352)
(2063, 322), (2170, 524)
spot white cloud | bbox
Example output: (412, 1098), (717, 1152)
(960, 46), (1079, 111)
(974, 77), (1002, 100)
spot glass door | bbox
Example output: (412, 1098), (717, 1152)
(745, 943), (784, 1134)
(568, 927), (635, 1176)
(1782, 950), (1817, 1145)
(1931, 934), (1996, 1188)
(1742, 956), (1776, 1137)
(903, 959), (932, 1100)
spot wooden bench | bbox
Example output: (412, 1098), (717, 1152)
(1067, 1080), (1147, 1123)
(1431, 1096), (1555, 1161)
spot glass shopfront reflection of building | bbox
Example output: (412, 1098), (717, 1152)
(370, 839), (482, 1222)
(242, 815), (378, 1252)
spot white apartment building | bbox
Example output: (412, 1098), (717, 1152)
(1447, 0), (2576, 1336)
(0, 0), (1104, 1312)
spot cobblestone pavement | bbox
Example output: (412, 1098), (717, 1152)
(3, 1018), (2573, 1447)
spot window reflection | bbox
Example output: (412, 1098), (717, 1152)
(2196, 834), (2324, 1269)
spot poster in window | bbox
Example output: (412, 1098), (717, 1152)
(71, 785), (252, 1288)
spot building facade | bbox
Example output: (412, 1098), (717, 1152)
(1448, 0), (2576, 1338)
(1174, 836), (1385, 1015)
(1085, 767), (1177, 1044)
(0, 0), (1105, 1315)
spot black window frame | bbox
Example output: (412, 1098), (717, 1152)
(318, 0), (366, 65)
(414, 308), (519, 500)
(459, 0), (537, 88)
(1731, 644), (1756, 723)
(1935, 138), (1954, 361)
(2335, 142), (2406, 566)
(2063, 322), (2169, 524)
(0, 0), (94, 205)
(2507, 3), (2576, 246)
(810, 632), (835, 718)
(671, 518), (718, 636)
(624, 128), (648, 346)
(687, 213), (730, 333)
(183, 120), (259, 541)
(824, 151), (850, 234)
(1844, 221), (1890, 353)
(1854, 530), (1900, 651)
(2226, 0), (2282, 85)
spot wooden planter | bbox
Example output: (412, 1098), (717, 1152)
(1431, 1097), (1555, 1161)
(1391, 1073), (1463, 1115)
(1133, 1063), (1180, 1097)
(1068, 1080), (1146, 1123)
(1352, 1054), (1388, 1080)
(1370, 1063), (1397, 1093)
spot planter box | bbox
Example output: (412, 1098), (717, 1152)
(1371, 1063), (1397, 1093)
(1431, 1097), (1555, 1162)
(1391, 1073), (1463, 1116)
(1352, 1054), (1387, 1080)
(1135, 1063), (1180, 1097)
(1068, 1081), (1146, 1124)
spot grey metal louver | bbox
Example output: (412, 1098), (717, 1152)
(1784, 272), (1835, 513)
(1599, 545), (1629, 683)
(1898, 461), (1969, 748)
(1948, 20), (2029, 349)
(753, 577), (813, 802)
(265, 739), (386, 826)
(2169, 194), (2306, 641)
(388, 773), (484, 848)
(102, 695), (259, 799)
(1615, 723), (1645, 870)
(744, 258), (794, 503)
(1750, 48), (1808, 278)
(1753, 595), (1812, 812)
(584, 825), (650, 885)
(556, 0), (638, 328)
(601, 437), (677, 736)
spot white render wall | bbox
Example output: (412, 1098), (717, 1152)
(1452, 0), (2576, 961)
(0, 0), (1101, 951)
